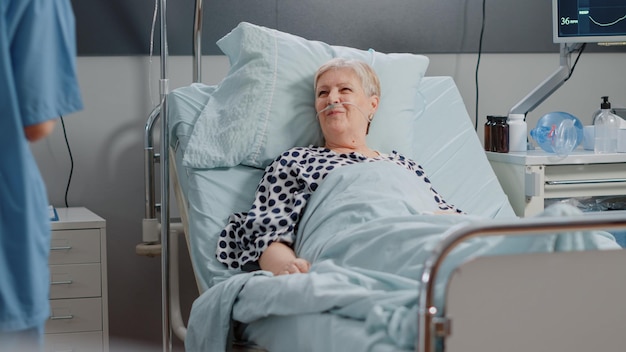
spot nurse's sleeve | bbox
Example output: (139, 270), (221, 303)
(12, 0), (83, 126)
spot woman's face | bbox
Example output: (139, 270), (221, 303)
(315, 67), (379, 140)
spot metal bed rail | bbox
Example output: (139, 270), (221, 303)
(417, 210), (626, 352)
(142, 105), (161, 245)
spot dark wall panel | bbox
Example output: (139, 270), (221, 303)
(71, 0), (624, 56)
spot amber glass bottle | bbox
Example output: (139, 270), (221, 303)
(484, 116), (494, 151)
(491, 116), (509, 153)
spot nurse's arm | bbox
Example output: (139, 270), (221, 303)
(24, 120), (57, 142)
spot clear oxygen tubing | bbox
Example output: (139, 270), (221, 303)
(315, 102), (373, 122)
(316, 101), (374, 135)
(315, 96), (428, 129)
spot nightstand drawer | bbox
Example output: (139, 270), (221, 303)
(47, 297), (102, 334)
(543, 164), (626, 199)
(50, 264), (102, 299)
(44, 331), (103, 352)
(50, 229), (101, 265)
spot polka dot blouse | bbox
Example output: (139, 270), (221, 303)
(216, 146), (463, 270)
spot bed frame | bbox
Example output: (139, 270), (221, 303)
(142, 1), (626, 351)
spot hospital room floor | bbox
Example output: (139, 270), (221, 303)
(109, 338), (185, 351)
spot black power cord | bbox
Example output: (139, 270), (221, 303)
(474, 0), (486, 131)
(565, 43), (586, 82)
(59, 116), (74, 208)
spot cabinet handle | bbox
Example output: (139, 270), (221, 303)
(50, 246), (72, 251)
(546, 178), (626, 185)
(49, 314), (74, 320)
(50, 280), (73, 285)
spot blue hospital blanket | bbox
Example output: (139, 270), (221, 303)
(185, 162), (618, 352)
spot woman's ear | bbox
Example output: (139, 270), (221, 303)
(370, 95), (380, 114)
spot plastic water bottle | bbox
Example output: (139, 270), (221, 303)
(594, 96), (620, 154)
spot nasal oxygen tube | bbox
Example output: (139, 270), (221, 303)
(316, 102), (370, 119)
(316, 102), (374, 134)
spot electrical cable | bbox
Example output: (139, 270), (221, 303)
(474, 0), (486, 131)
(564, 43), (586, 82)
(59, 116), (74, 208)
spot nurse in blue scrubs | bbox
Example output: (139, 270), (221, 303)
(0, 0), (82, 350)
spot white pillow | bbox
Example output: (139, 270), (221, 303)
(183, 22), (430, 169)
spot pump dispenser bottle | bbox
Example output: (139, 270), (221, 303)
(594, 96), (620, 154)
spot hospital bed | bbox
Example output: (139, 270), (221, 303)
(143, 2), (626, 351)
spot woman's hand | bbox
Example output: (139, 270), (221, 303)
(433, 210), (459, 215)
(276, 257), (311, 276)
(259, 241), (311, 276)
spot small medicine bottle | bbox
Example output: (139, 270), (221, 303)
(484, 116), (494, 151)
(491, 116), (509, 153)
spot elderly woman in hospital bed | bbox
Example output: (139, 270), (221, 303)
(217, 58), (463, 276)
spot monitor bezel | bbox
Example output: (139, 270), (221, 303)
(552, 0), (626, 44)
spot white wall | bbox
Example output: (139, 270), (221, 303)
(31, 52), (626, 349)
(427, 52), (626, 137)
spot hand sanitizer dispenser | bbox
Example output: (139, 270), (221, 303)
(594, 96), (620, 154)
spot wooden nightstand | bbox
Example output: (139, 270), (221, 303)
(45, 207), (109, 352)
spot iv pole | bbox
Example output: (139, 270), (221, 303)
(158, 0), (172, 350)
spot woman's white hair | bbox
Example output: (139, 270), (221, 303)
(314, 58), (381, 98)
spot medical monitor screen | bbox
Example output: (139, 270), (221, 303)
(553, 0), (626, 43)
